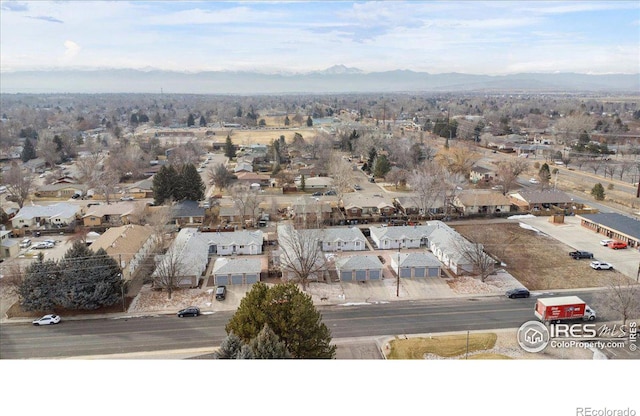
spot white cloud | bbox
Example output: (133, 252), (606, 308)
(63, 40), (80, 60)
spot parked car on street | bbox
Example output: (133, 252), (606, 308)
(32, 314), (61, 325)
(506, 288), (530, 299)
(177, 307), (200, 318)
(353, 184), (362, 191)
(607, 241), (627, 250)
(324, 190), (337, 196)
(311, 192), (322, 197)
(590, 261), (613, 270)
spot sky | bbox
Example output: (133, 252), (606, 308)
(1, 0), (639, 75)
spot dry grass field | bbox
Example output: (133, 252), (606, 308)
(453, 222), (625, 291)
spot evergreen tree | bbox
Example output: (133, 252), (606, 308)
(153, 112), (162, 125)
(225, 282), (336, 359)
(284, 116), (290, 126)
(591, 183), (606, 201)
(130, 113), (139, 124)
(176, 163), (205, 201)
(300, 174), (305, 191)
(373, 154), (391, 178)
(306, 116), (313, 127)
(187, 113), (195, 127)
(224, 135), (236, 159)
(199, 115), (207, 127)
(21, 138), (37, 162)
(18, 259), (61, 311)
(250, 324), (292, 359)
(152, 164), (179, 205)
(367, 147), (377, 173)
(58, 243), (123, 310)
(138, 113), (149, 123)
(214, 333), (248, 359)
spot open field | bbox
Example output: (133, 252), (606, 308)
(453, 222), (629, 291)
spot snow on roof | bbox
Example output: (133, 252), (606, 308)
(212, 257), (262, 275)
(335, 254), (383, 271)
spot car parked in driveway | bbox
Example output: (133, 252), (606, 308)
(177, 307), (200, 317)
(607, 241), (627, 250)
(506, 288), (530, 299)
(32, 314), (61, 325)
(33, 241), (54, 249)
(590, 261), (613, 270)
(215, 285), (227, 301)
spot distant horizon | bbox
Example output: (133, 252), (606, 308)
(1, 65), (639, 76)
(1, 1), (638, 75)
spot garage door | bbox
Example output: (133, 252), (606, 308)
(231, 274), (244, 285)
(215, 275), (229, 286)
(400, 268), (412, 278)
(246, 273), (259, 284)
(428, 267), (440, 277)
(355, 270), (367, 281)
(414, 268), (426, 278)
(341, 271), (352, 281)
(369, 270), (381, 280)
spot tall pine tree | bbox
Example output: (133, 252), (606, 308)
(176, 163), (205, 201)
(21, 138), (37, 162)
(152, 165), (179, 205)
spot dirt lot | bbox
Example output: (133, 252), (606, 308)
(453, 222), (627, 291)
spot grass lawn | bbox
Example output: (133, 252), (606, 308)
(387, 333), (497, 359)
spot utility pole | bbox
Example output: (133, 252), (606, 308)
(396, 245), (400, 297)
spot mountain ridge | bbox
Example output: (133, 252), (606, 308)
(1, 68), (637, 94)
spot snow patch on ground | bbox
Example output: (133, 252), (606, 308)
(519, 222), (540, 233)
(508, 214), (536, 220)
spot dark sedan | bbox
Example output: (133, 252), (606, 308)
(506, 288), (530, 299)
(177, 307), (200, 317)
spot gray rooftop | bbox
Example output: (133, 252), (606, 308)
(397, 252), (441, 268)
(578, 213), (640, 240)
(212, 257), (262, 275)
(335, 254), (383, 271)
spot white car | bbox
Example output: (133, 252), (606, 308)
(590, 261), (613, 270)
(600, 239), (614, 246)
(33, 241), (54, 249)
(32, 314), (61, 325)
(529, 178), (539, 184)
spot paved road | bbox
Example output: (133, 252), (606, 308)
(0, 290), (613, 359)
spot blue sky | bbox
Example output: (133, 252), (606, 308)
(1, 0), (638, 74)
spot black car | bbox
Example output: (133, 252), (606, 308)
(311, 192), (323, 197)
(177, 306), (200, 317)
(506, 288), (530, 299)
(324, 190), (337, 196)
(215, 285), (227, 301)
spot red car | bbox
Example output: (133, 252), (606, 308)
(607, 241), (627, 250)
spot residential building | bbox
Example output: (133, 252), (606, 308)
(453, 191), (512, 215)
(206, 230), (264, 256)
(89, 224), (156, 281)
(335, 254), (384, 281)
(369, 224), (435, 249)
(390, 252), (441, 278)
(212, 257), (262, 285)
(11, 203), (80, 229)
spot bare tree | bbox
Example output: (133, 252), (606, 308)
(408, 162), (446, 220)
(152, 241), (186, 300)
(451, 235), (496, 282)
(587, 159), (603, 175)
(618, 160), (633, 181)
(146, 206), (174, 249)
(495, 159), (528, 194)
(230, 183), (259, 227)
(277, 224), (327, 291)
(327, 153), (355, 199)
(595, 274), (640, 326)
(207, 163), (233, 191)
(5, 162), (34, 208)
(603, 163), (617, 180)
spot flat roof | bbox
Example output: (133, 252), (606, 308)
(536, 296), (585, 306)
